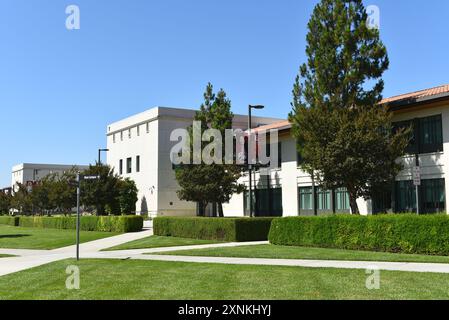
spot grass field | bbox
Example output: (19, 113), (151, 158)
(1, 258), (449, 300)
(0, 255), (14, 258)
(0, 225), (119, 250)
(157, 244), (449, 264)
(104, 236), (222, 251)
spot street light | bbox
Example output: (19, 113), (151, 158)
(248, 105), (265, 218)
(98, 148), (109, 165)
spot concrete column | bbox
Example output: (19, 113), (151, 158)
(281, 138), (299, 216)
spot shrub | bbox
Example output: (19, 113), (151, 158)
(269, 215), (449, 255)
(18, 215), (143, 233)
(0, 216), (19, 226)
(154, 217), (274, 242)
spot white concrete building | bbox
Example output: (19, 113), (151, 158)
(107, 85), (449, 217)
(106, 106), (282, 217)
(11, 163), (89, 190)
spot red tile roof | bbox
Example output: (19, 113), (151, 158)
(251, 120), (291, 133)
(250, 84), (449, 133)
(381, 84), (449, 105)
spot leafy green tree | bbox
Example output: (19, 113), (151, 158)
(175, 83), (245, 217)
(81, 164), (121, 216)
(289, 0), (410, 214)
(0, 191), (12, 214)
(117, 178), (138, 215)
(11, 183), (32, 214)
(30, 178), (54, 214)
(48, 168), (78, 214)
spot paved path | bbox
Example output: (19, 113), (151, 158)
(4, 229), (449, 275)
(0, 228), (153, 277)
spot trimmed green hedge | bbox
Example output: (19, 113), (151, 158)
(269, 215), (449, 255)
(0, 216), (19, 226)
(154, 217), (274, 242)
(17, 215), (143, 233)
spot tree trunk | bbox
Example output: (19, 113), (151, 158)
(197, 202), (205, 217)
(218, 203), (224, 217)
(349, 192), (360, 215)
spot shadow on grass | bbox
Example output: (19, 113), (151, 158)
(0, 234), (31, 239)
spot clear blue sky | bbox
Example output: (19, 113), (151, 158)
(1, 0), (448, 186)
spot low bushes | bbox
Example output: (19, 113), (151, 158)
(269, 215), (449, 255)
(17, 215), (143, 233)
(154, 217), (274, 242)
(0, 216), (19, 226)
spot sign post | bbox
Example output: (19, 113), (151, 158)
(76, 173), (81, 261)
(413, 166), (421, 215)
(75, 175), (100, 261)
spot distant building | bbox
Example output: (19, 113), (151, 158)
(11, 163), (89, 191)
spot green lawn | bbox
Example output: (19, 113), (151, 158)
(104, 235), (221, 251)
(157, 244), (449, 264)
(0, 255), (14, 258)
(1, 258), (449, 300)
(0, 225), (119, 250)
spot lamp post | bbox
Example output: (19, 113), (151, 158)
(98, 148), (109, 165)
(248, 105), (265, 218)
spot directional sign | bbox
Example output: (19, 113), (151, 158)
(413, 167), (421, 186)
(83, 175), (100, 180)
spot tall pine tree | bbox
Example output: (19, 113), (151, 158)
(289, 0), (410, 214)
(175, 83), (244, 217)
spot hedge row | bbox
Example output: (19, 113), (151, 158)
(0, 215), (143, 233)
(0, 216), (19, 226)
(269, 215), (449, 255)
(154, 217), (274, 242)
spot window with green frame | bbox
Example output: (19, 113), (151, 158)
(316, 188), (332, 211)
(421, 179), (446, 213)
(419, 115), (443, 153)
(393, 120), (416, 154)
(299, 187), (313, 210)
(269, 187), (283, 217)
(335, 188), (350, 211)
(393, 115), (443, 155)
(395, 180), (416, 213)
(244, 188), (283, 217)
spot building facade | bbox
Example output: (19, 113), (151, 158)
(106, 106), (282, 217)
(11, 163), (89, 191)
(107, 85), (449, 217)
(224, 84), (449, 216)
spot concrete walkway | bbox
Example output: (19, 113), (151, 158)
(0, 228), (153, 277)
(4, 229), (449, 276)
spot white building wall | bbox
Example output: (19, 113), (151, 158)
(107, 106), (282, 217)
